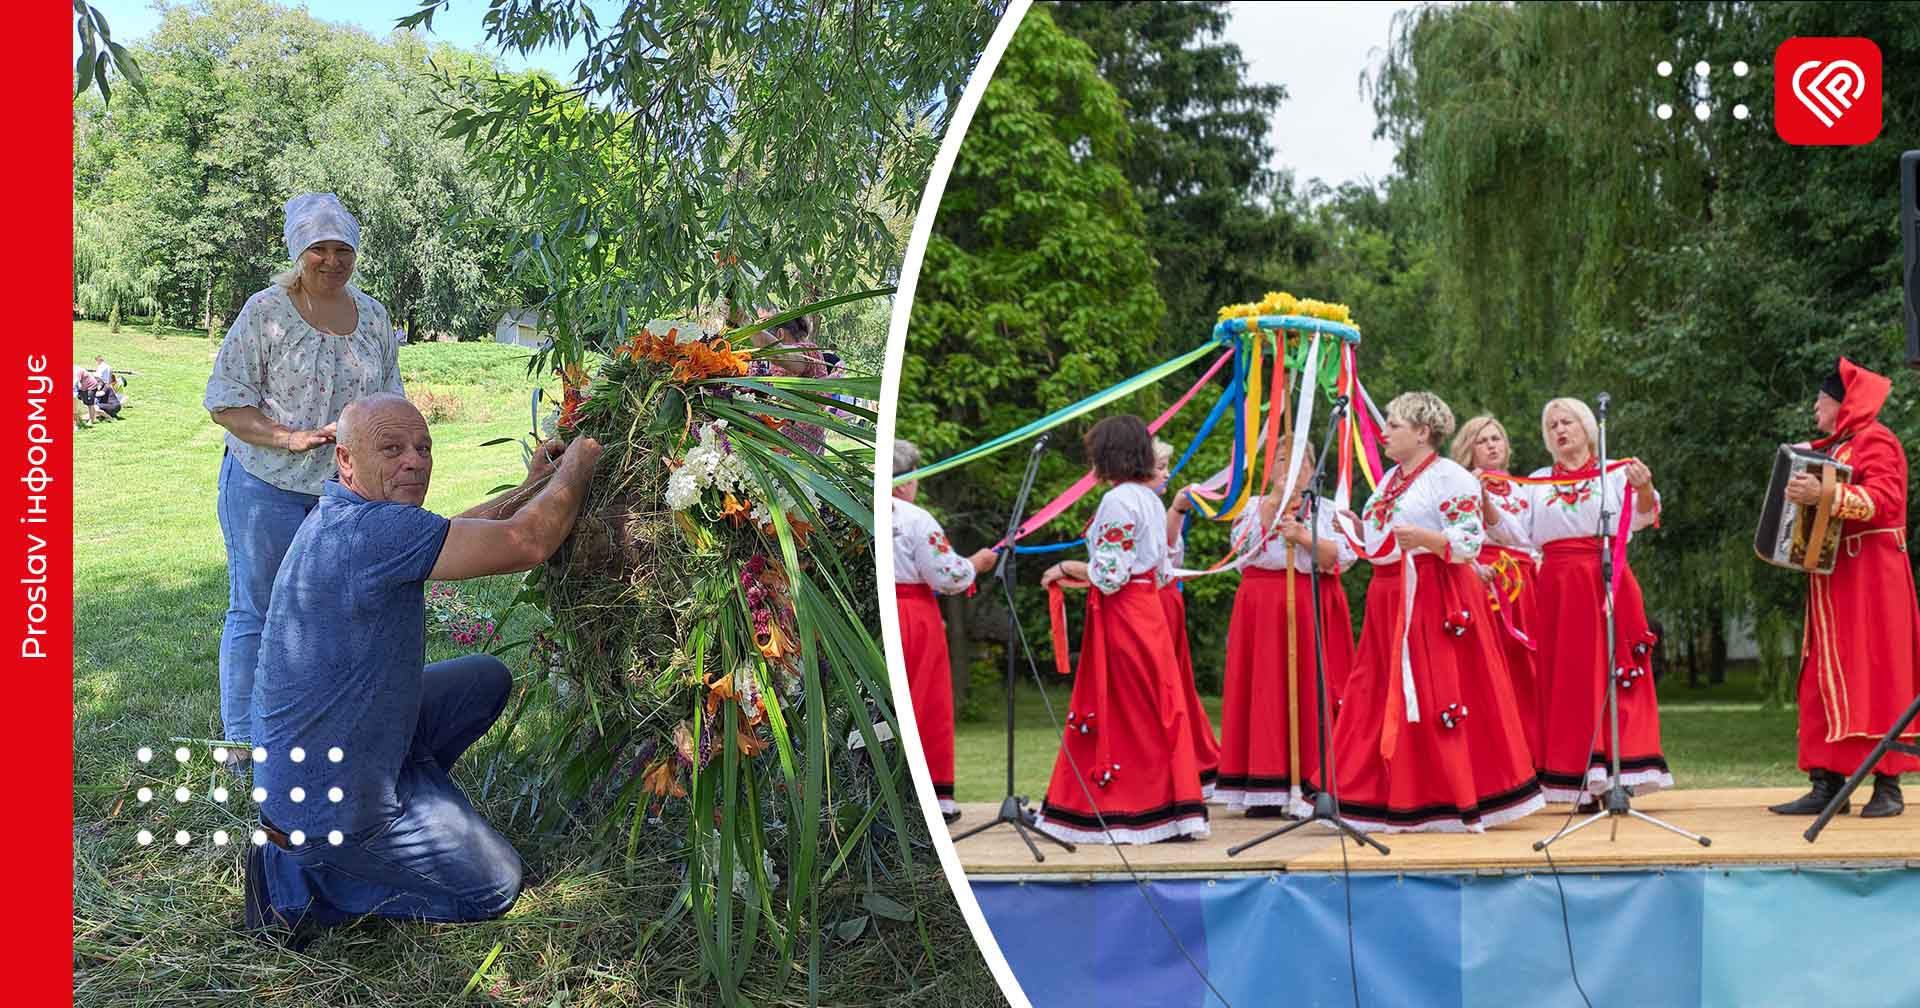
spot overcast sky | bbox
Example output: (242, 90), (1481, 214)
(1225, 1), (1426, 191)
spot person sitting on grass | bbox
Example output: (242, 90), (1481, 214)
(243, 392), (602, 947)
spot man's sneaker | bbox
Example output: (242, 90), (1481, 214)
(239, 835), (322, 952)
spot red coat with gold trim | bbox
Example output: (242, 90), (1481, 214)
(1802, 358), (1920, 748)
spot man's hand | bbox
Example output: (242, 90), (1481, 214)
(285, 423), (336, 452)
(525, 438), (568, 485)
(969, 547), (999, 574)
(1786, 472), (1823, 506)
(560, 436), (603, 476)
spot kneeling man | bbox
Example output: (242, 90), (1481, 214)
(244, 392), (601, 941)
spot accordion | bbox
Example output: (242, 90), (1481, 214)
(1754, 444), (1852, 574)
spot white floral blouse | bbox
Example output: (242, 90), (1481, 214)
(1353, 456), (1486, 564)
(1511, 463), (1661, 547)
(1232, 495), (1358, 573)
(1085, 481), (1171, 594)
(203, 283), (402, 495)
(891, 498), (977, 594)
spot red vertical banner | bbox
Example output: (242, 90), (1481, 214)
(16, 4), (74, 1002)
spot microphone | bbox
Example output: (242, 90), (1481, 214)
(1032, 432), (1051, 455)
(1596, 392), (1611, 418)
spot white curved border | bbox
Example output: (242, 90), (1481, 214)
(873, 3), (1035, 1006)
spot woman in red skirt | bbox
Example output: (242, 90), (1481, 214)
(1036, 416), (1209, 844)
(1452, 415), (1544, 759)
(1328, 391), (1544, 833)
(1213, 438), (1358, 818)
(1156, 438), (1222, 799)
(890, 439), (998, 822)
(1516, 398), (1670, 805)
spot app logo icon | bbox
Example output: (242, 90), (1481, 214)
(1776, 38), (1882, 145)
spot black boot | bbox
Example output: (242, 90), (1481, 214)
(1768, 770), (1848, 815)
(1862, 774), (1904, 818)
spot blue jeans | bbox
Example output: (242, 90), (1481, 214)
(216, 451), (318, 743)
(260, 654), (525, 926)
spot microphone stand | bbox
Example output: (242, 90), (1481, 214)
(953, 434), (1075, 859)
(1535, 392), (1710, 850)
(1230, 395), (1389, 857)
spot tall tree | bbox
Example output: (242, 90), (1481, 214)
(72, 0), (532, 339)
(411, 0), (1005, 369)
(899, 5), (1167, 700)
(1048, 1), (1314, 360)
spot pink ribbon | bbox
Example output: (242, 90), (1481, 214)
(999, 349), (1234, 547)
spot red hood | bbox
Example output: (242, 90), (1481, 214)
(1813, 357), (1891, 449)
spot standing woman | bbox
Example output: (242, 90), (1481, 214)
(1329, 392), (1543, 832)
(1452, 415), (1544, 759)
(1156, 439), (1221, 799)
(1213, 438), (1358, 817)
(1522, 398), (1670, 804)
(890, 439), (998, 822)
(1036, 416), (1208, 844)
(202, 193), (402, 763)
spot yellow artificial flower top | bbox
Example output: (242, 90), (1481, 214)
(1217, 291), (1356, 328)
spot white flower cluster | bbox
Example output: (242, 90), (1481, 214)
(664, 420), (820, 522)
(665, 421), (752, 510)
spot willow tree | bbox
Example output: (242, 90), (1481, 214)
(401, 2), (1005, 1003)
(1365, 0), (1920, 692)
(1370, 1), (1706, 409)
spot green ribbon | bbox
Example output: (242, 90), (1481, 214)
(893, 339), (1227, 485)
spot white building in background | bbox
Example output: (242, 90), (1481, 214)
(494, 308), (550, 349)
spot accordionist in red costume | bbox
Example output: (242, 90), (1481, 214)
(1772, 359), (1920, 818)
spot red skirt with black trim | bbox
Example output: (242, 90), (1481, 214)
(1329, 554), (1543, 833)
(1216, 566), (1355, 811)
(1037, 580), (1209, 845)
(1533, 538), (1672, 802)
(895, 583), (956, 815)
(1481, 544), (1543, 759)
(1160, 584), (1221, 798)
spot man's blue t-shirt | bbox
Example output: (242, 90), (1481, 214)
(252, 480), (451, 837)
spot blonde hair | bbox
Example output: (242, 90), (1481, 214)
(1152, 437), (1175, 467)
(272, 259), (307, 293)
(1540, 397), (1599, 458)
(1386, 391), (1456, 450)
(1450, 415), (1511, 469)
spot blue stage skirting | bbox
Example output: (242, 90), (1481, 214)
(972, 866), (1920, 1007)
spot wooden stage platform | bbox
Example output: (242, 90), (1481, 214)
(948, 788), (1920, 875)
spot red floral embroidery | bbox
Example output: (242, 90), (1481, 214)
(928, 532), (954, 555)
(1364, 454), (1439, 529)
(1551, 464), (1597, 510)
(1097, 522), (1137, 551)
(1437, 494), (1480, 524)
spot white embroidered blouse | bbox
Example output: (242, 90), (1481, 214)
(1232, 495), (1358, 573)
(891, 498), (977, 594)
(1085, 481), (1171, 594)
(203, 283), (402, 495)
(1352, 455), (1486, 564)
(1507, 464), (1661, 548)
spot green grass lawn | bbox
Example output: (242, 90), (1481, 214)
(72, 323), (990, 1008)
(952, 658), (1806, 803)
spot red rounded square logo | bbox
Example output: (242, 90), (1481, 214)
(1775, 37), (1882, 145)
